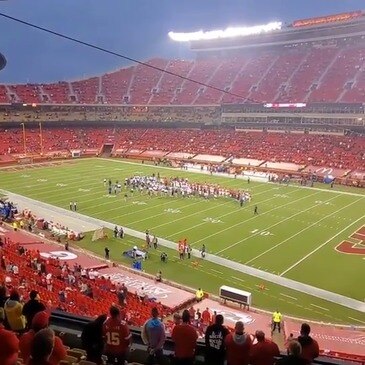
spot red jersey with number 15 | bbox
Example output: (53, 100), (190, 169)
(103, 317), (131, 354)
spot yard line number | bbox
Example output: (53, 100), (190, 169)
(251, 229), (274, 236)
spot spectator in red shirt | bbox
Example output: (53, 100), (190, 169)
(171, 309), (198, 365)
(211, 310), (217, 324)
(19, 311), (66, 365)
(201, 307), (211, 325)
(188, 306), (195, 319)
(296, 323), (319, 363)
(0, 307), (19, 365)
(250, 330), (280, 365)
(224, 321), (252, 365)
(103, 305), (132, 365)
(27, 328), (55, 365)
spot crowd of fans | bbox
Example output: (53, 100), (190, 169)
(0, 292), (321, 365)
(0, 237), (171, 323)
(0, 127), (363, 171)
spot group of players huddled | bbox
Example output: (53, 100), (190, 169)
(104, 174), (252, 205)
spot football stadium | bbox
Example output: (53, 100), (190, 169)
(0, 4), (364, 365)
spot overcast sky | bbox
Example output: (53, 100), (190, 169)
(0, 0), (364, 83)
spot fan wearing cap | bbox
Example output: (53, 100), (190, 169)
(0, 307), (19, 365)
(4, 289), (26, 331)
(19, 311), (67, 365)
(22, 290), (46, 329)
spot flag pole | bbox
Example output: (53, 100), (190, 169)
(39, 122), (43, 155)
(20, 123), (27, 156)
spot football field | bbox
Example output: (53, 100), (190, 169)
(0, 158), (364, 324)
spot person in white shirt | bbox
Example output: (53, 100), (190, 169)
(88, 269), (99, 280)
(80, 282), (88, 294)
(137, 287), (147, 302)
(46, 273), (53, 291)
(12, 264), (19, 275)
(68, 273), (76, 285)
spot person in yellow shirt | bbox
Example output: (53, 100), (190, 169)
(196, 288), (204, 302)
(272, 310), (282, 333)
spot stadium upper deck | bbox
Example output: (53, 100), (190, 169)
(187, 10), (365, 51)
(0, 11), (364, 106)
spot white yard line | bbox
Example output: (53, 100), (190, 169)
(280, 293), (297, 301)
(348, 317), (365, 325)
(244, 194), (344, 264)
(231, 276), (245, 282)
(311, 304), (329, 311)
(280, 211), (365, 276)
(173, 188), (308, 243)
(7, 163), (139, 196)
(215, 191), (322, 254)
(125, 199), (205, 225)
(151, 186), (280, 233)
(211, 269), (223, 275)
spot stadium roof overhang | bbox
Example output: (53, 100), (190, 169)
(189, 18), (365, 52)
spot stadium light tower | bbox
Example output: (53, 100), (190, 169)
(168, 22), (282, 42)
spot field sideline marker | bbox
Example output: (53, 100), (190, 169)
(348, 317), (365, 325)
(280, 210), (365, 276)
(231, 276), (245, 282)
(280, 293), (297, 301)
(311, 304), (329, 311)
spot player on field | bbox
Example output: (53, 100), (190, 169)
(103, 306), (132, 365)
(254, 205), (258, 215)
(105, 247), (110, 260)
(201, 244), (206, 258)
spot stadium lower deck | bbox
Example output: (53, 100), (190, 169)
(1, 223), (364, 358)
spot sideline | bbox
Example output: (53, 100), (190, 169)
(2, 189), (364, 315)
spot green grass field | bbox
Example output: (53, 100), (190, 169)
(0, 158), (364, 325)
